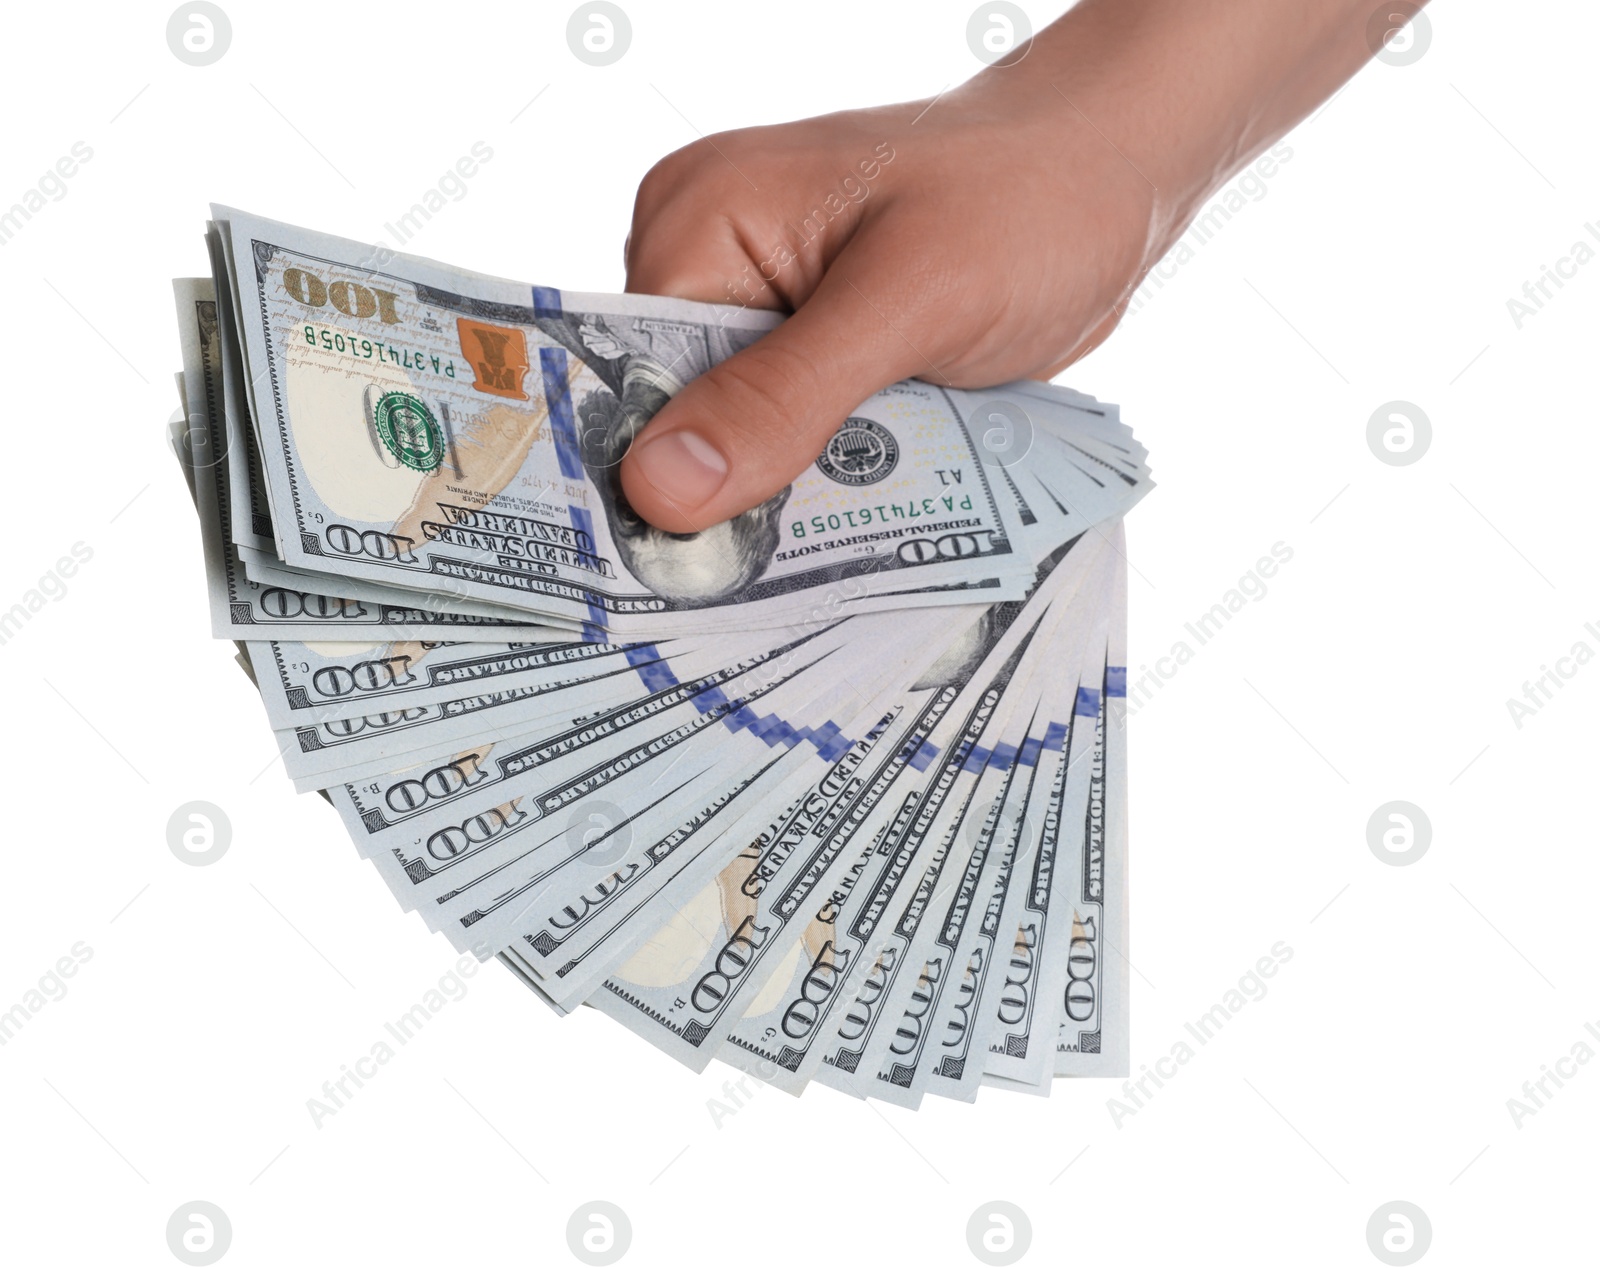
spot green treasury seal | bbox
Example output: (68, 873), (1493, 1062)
(372, 391), (443, 472)
(815, 416), (899, 486)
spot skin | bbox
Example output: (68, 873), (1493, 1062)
(618, 0), (1423, 533)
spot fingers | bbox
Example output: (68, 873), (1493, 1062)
(625, 212), (763, 308)
(624, 139), (791, 311)
(619, 240), (936, 533)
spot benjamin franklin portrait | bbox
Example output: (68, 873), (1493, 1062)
(533, 309), (792, 606)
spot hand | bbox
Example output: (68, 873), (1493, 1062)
(619, 0), (1395, 532)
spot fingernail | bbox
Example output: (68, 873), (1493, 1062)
(630, 429), (729, 508)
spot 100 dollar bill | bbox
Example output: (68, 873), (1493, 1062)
(214, 206), (1032, 634)
(175, 278), (592, 643)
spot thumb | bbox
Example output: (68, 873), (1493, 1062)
(619, 246), (931, 533)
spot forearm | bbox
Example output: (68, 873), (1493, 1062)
(962, 0), (1402, 251)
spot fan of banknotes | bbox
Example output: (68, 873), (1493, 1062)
(166, 206), (1150, 1104)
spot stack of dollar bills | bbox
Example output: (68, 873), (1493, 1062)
(167, 206), (1151, 1103)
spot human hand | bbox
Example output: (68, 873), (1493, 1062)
(618, 0), (1396, 533)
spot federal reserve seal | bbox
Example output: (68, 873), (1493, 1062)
(372, 391), (443, 472)
(815, 417), (898, 486)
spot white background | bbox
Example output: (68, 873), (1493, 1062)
(1, 1), (1594, 1264)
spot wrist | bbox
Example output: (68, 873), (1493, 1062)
(965, 0), (1381, 256)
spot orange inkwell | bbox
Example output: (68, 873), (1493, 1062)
(457, 318), (530, 399)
